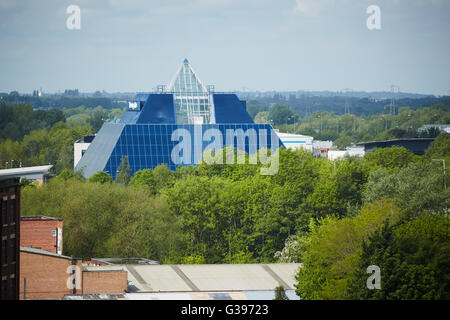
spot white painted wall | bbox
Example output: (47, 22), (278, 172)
(74, 142), (91, 168)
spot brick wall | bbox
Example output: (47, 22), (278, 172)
(20, 218), (63, 254)
(20, 251), (81, 300)
(20, 250), (128, 299)
(82, 271), (128, 295)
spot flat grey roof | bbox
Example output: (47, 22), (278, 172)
(84, 263), (302, 293)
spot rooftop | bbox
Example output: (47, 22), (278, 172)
(83, 263), (302, 293)
(20, 246), (74, 260)
(21, 215), (63, 221)
(0, 165), (53, 180)
(356, 138), (435, 146)
(90, 257), (159, 266)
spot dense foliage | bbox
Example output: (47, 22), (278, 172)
(0, 103), (124, 172)
(3, 99), (448, 299)
(254, 103), (450, 149)
(0, 104), (65, 141)
(344, 216), (450, 300)
(292, 134), (449, 300)
(0, 122), (93, 173)
(19, 133), (450, 300)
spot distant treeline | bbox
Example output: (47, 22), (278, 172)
(0, 104), (66, 141)
(250, 103), (450, 149)
(247, 95), (450, 117)
(0, 91), (126, 109)
(0, 103), (126, 172)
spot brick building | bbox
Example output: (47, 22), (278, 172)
(20, 216), (63, 255)
(20, 247), (127, 300)
(1, 165), (55, 300)
(82, 270), (128, 295)
(0, 178), (20, 300)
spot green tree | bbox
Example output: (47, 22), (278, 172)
(116, 156), (131, 185)
(247, 104), (269, 119)
(183, 254), (206, 264)
(87, 110), (108, 131)
(345, 215), (450, 300)
(268, 103), (298, 125)
(0, 139), (24, 169)
(58, 168), (77, 181)
(274, 286), (289, 300)
(163, 175), (230, 263)
(152, 164), (176, 192)
(22, 178), (119, 258)
(253, 111), (269, 124)
(295, 200), (404, 300)
(105, 195), (184, 263)
(363, 161), (450, 217)
(130, 169), (156, 194)
(88, 171), (112, 184)
(21, 178), (184, 262)
(363, 146), (420, 172)
(425, 132), (450, 158)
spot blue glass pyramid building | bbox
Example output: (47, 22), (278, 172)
(76, 59), (284, 179)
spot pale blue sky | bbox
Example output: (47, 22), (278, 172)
(0, 0), (449, 95)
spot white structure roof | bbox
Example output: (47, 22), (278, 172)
(0, 165), (53, 180)
(276, 132), (313, 151)
(327, 147), (365, 160)
(275, 132), (313, 140)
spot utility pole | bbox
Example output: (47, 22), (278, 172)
(389, 85), (400, 115)
(341, 88), (353, 114)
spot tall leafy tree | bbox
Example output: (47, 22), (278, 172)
(88, 171), (112, 184)
(295, 200), (404, 300)
(130, 169), (156, 194)
(345, 215), (450, 300)
(268, 103), (298, 125)
(363, 161), (450, 217)
(116, 156), (131, 185)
